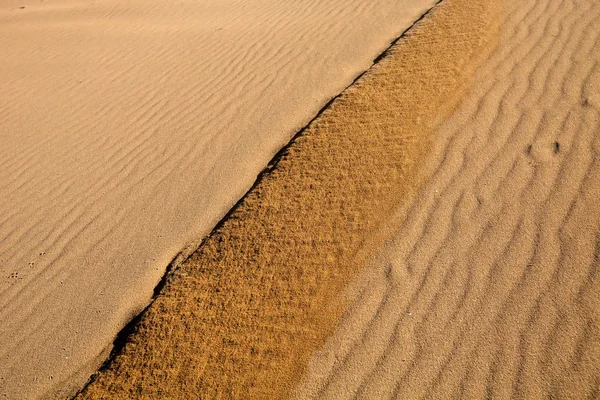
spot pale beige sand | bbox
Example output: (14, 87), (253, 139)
(294, 0), (600, 398)
(0, 0), (440, 398)
(77, 0), (499, 398)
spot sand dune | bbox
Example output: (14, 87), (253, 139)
(294, 0), (600, 398)
(77, 0), (500, 398)
(0, 0), (440, 398)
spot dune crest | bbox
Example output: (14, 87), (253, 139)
(294, 0), (600, 398)
(0, 0), (440, 398)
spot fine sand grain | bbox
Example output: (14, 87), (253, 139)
(294, 0), (600, 398)
(0, 0), (439, 398)
(78, 0), (500, 398)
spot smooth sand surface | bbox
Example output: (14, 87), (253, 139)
(78, 0), (499, 398)
(0, 0), (440, 398)
(295, 0), (600, 398)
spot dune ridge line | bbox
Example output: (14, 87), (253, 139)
(75, 0), (447, 392)
(75, 0), (501, 398)
(0, 0), (442, 398)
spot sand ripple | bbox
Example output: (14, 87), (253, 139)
(295, 0), (600, 398)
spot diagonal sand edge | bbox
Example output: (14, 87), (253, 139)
(1, 2), (442, 398)
(77, 0), (501, 398)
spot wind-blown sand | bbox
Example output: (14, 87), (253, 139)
(78, 0), (500, 398)
(295, 0), (600, 398)
(4, 0), (598, 397)
(0, 0), (440, 398)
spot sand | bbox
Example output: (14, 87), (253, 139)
(294, 0), (600, 398)
(0, 0), (441, 398)
(4, 0), (597, 397)
(77, 0), (500, 398)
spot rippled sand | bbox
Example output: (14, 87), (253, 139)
(296, 0), (600, 398)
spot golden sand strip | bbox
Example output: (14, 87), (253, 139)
(78, 1), (500, 398)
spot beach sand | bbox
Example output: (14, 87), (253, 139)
(78, 0), (500, 398)
(295, 0), (600, 398)
(0, 0), (438, 398)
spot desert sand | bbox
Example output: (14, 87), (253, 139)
(3, 0), (598, 397)
(295, 0), (600, 398)
(78, 0), (501, 398)
(0, 0), (440, 398)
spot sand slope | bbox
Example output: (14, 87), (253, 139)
(0, 0), (440, 398)
(294, 0), (600, 398)
(78, 0), (499, 398)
